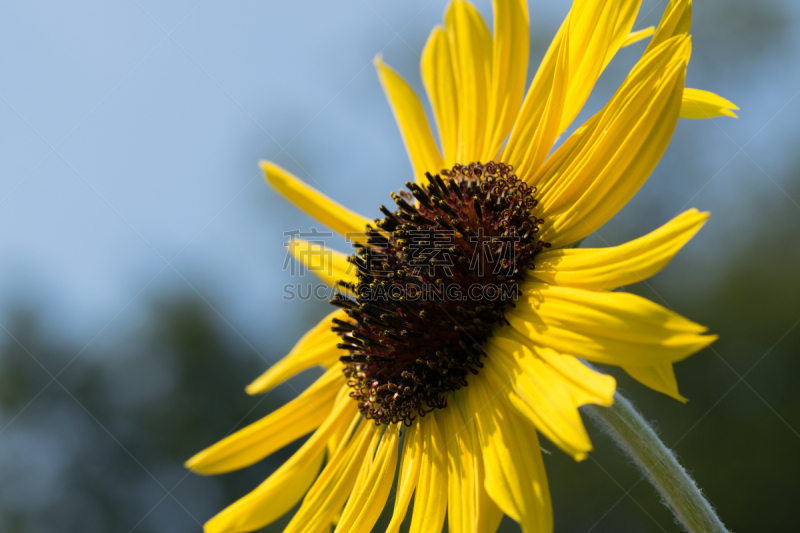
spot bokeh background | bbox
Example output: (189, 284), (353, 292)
(0, 0), (798, 531)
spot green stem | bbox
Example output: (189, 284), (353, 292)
(584, 393), (729, 533)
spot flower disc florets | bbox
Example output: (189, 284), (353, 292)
(331, 162), (549, 425)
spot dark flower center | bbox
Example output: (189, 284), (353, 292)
(331, 162), (548, 425)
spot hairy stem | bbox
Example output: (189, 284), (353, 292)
(584, 393), (728, 533)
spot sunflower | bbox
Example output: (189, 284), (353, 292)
(187, 0), (737, 532)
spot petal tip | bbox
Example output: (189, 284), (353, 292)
(244, 381), (264, 396)
(259, 160), (284, 186)
(690, 209), (711, 226)
(184, 453), (211, 474)
(574, 450), (589, 462)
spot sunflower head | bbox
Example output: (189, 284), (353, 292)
(335, 161), (549, 425)
(186, 1), (737, 532)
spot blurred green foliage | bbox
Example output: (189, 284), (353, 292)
(0, 297), (301, 532)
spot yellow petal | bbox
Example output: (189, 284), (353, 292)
(422, 27), (459, 168)
(484, 498), (505, 533)
(409, 413), (448, 533)
(186, 368), (344, 474)
(624, 363), (688, 402)
(486, 336), (595, 461)
(646, 0), (692, 53)
(440, 402), (477, 532)
(204, 395), (358, 533)
(444, 0), (493, 163)
(535, 347), (616, 408)
(534, 36), (691, 247)
(680, 88), (739, 119)
(350, 428), (380, 513)
(480, 0), (529, 162)
(622, 26), (655, 47)
(531, 209), (709, 290)
(285, 418), (375, 533)
(261, 161), (371, 238)
(465, 375), (552, 533)
(510, 21), (570, 176)
(566, 0), (647, 130)
(246, 309), (345, 395)
(386, 421), (422, 533)
(508, 281), (717, 368)
(607, 0), (647, 64)
(504, 0), (644, 177)
(501, 15), (564, 174)
(288, 239), (356, 288)
(558, 0), (622, 132)
(335, 424), (400, 533)
(452, 391), (505, 533)
(375, 56), (444, 182)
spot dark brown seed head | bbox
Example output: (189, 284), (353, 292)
(332, 162), (549, 425)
